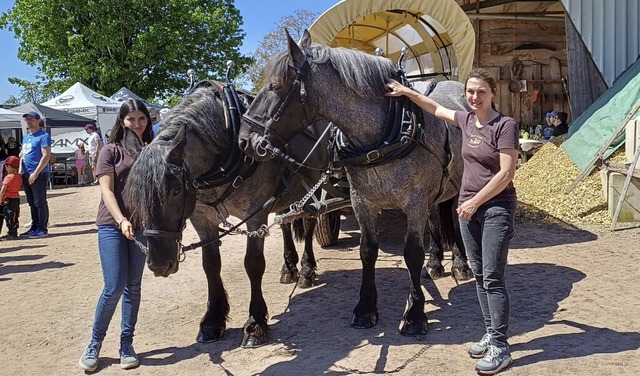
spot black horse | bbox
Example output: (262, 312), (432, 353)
(239, 30), (471, 336)
(124, 81), (331, 347)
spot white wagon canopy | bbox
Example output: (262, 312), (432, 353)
(308, 0), (475, 84)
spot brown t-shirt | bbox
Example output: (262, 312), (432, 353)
(95, 142), (135, 226)
(454, 111), (519, 205)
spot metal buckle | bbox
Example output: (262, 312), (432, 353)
(232, 176), (243, 188)
(366, 150), (380, 162)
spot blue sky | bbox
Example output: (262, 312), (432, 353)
(0, 0), (339, 102)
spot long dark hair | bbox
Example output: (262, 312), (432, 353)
(108, 99), (153, 158)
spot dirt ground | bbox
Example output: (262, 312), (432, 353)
(1, 184), (639, 376)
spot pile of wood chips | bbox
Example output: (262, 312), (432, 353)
(513, 137), (624, 225)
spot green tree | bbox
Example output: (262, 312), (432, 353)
(6, 78), (55, 105)
(245, 9), (318, 92)
(0, 0), (252, 100)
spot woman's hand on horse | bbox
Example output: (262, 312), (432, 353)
(385, 80), (407, 97)
(456, 200), (478, 220)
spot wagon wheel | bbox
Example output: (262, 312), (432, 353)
(314, 211), (341, 247)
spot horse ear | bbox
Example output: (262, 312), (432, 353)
(299, 29), (311, 48)
(286, 28), (306, 67)
(166, 125), (186, 165)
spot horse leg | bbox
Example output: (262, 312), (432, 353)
(351, 203), (380, 329)
(445, 196), (473, 281)
(400, 211), (429, 337)
(197, 240), (229, 343)
(424, 208), (446, 280)
(241, 235), (269, 348)
(297, 218), (318, 288)
(279, 220), (299, 284)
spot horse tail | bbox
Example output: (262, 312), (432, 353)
(293, 218), (305, 243)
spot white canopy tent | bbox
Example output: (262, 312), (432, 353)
(42, 82), (122, 139)
(308, 0), (475, 83)
(0, 108), (24, 129)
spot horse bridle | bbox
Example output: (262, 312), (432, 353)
(242, 59), (311, 158)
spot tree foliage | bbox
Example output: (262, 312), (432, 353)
(5, 78), (55, 105)
(245, 9), (318, 92)
(0, 0), (252, 100)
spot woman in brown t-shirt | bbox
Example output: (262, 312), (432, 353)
(78, 99), (153, 372)
(386, 68), (517, 375)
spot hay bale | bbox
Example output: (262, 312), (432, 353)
(513, 139), (624, 225)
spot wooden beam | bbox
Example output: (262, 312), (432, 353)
(461, 0), (559, 12)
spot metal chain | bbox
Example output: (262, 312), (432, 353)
(134, 238), (149, 256)
(332, 343), (430, 374)
(290, 173), (329, 213)
(216, 207), (277, 238)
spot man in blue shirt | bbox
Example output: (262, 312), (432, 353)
(19, 111), (52, 238)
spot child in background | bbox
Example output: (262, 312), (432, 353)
(0, 156), (22, 241)
(75, 142), (88, 186)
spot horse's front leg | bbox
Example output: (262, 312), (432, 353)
(298, 218), (318, 288)
(241, 234), (269, 348)
(351, 202), (379, 329)
(401, 211), (429, 337)
(279, 221), (299, 284)
(196, 229), (229, 343)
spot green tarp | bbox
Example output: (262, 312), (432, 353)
(563, 57), (640, 171)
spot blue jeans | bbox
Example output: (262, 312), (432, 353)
(91, 226), (147, 345)
(459, 201), (516, 348)
(22, 172), (50, 232)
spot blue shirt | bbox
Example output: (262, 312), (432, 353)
(21, 130), (52, 174)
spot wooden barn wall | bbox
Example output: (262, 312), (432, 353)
(473, 18), (570, 128)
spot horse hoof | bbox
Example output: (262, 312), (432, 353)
(297, 274), (315, 288)
(241, 332), (268, 348)
(400, 320), (428, 337)
(425, 266), (445, 280)
(196, 327), (225, 343)
(452, 267), (473, 281)
(280, 271), (298, 284)
(350, 312), (379, 329)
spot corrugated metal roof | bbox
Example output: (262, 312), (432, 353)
(561, 0), (640, 87)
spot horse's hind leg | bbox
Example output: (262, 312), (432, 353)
(400, 211), (429, 337)
(279, 221), (299, 284)
(444, 197), (472, 281)
(298, 218), (318, 288)
(197, 241), (229, 343)
(241, 235), (270, 348)
(425, 208), (446, 280)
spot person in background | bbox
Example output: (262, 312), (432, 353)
(78, 99), (153, 372)
(386, 67), (518, 375)
(19, 111), (51, 239)
(0, 135), (7, 190)
(0, 156), (22, 241)
(550, 111), (569, 142)
(151, 108), (171, 138)
(542, 112), (556, 141)
(75, 142), (88, 186)
(6, 137), (22, 158)
(5, 136), (21, 158)
(86, 123), (103, 185)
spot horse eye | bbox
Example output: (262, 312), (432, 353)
(268, 82), (280, 91)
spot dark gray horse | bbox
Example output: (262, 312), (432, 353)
(124, 82), (330, 348)
(239, 30), (470, 336)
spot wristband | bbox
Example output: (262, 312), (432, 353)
(116, 217), (128, 228)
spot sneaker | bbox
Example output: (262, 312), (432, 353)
(19, 229), (36, 238)
(120, 343), (139, 369)
(78, 341), (102, 372)
(468, 333), (492, 358)
(475, 345), (513, 375)
(0, 234), (19, 241)
(28, 230), (48, 239)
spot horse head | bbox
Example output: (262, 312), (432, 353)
(126, 124), (197, 277)
(239, 29), (324, 161)
(239, 29), (397, 160)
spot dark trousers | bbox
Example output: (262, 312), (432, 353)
(1, 198), (21, 236)
(459, 200), (516, 348)
(22, 172), (50, 232)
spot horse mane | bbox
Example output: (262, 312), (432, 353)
(125, 85), (229, 225)
(265, 43), (399, 99)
